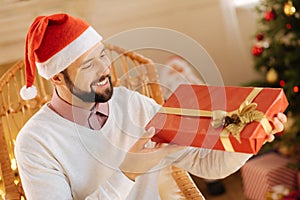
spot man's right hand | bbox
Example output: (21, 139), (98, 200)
(119, 127), (185, 181)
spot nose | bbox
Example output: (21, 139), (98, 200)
(94, 56), (111, 76)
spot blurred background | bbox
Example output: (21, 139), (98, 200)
(0, 0), (258, 85)
(1, 0), (300, 199)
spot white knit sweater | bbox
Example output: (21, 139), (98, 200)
(15, 87), (252, 200)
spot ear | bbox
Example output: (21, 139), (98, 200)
(50, 73), (64, 85)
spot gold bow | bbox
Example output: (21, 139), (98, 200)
(211, 101), (265, 143)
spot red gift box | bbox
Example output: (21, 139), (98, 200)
(147, 84), (288, 154)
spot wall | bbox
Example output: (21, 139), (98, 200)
(0, 0), (260, 85)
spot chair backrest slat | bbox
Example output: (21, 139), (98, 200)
(0, 60), (52, 199)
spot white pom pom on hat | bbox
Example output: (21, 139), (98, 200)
(20, 85), (37, 100)
(21, 13), (102, 100)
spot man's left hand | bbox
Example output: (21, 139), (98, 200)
(266, 112), (287, 143)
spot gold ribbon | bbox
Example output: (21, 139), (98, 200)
(158, 87), (273, 152)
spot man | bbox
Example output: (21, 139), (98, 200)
(15, 13), (286, 200)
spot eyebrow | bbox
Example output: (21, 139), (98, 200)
(82, 47), (106, 66)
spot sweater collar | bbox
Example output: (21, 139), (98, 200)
(49, 89), (109, 128)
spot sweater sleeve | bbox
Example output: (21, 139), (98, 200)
(15, 149), (135, 200)
(164, 147), (253, 180)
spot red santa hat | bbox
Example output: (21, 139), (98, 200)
(20, 13), (102, 100)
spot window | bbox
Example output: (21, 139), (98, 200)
(234, 0), (260, 7)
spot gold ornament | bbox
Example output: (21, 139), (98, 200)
(266, 68), (278, 83)
(284, 0), (296, 16)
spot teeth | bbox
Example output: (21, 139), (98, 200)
(95, 78), (107, 86)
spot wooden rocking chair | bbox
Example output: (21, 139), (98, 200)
(0, 43), (204, 200)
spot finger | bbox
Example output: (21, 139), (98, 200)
(159, 144), (186, 155)
(130, 127), (156, 151)
(266, 134), (275, 143)
(277, 112), (287, 123)
(143, 144), (185, 156)
(142, 126), (155, 139)
(139, 127), (156, 144)
(154, 142), (168, 148)
(271, 117), (284, 135)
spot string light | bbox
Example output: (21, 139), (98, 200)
(10, 158), (17, 171)
(293, 86), (299, 93)
(279, 80), (286, 87)
(286, 23), (292, 29)
(0, 189), (4, 200)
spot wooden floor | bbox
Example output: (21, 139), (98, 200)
(191, 170), (247, 200)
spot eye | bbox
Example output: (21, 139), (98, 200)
(81, 62), (93, 69)
(99, 51), (107, 58)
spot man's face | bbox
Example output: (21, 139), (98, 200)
(62, 43), (113, 103)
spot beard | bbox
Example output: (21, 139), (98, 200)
(62, 71), (113, 103)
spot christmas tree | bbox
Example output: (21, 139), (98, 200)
(250, 0), (300, 167)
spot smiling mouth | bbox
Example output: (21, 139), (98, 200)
(92, 76), (110, 87)
(95, 78), (108, 86)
